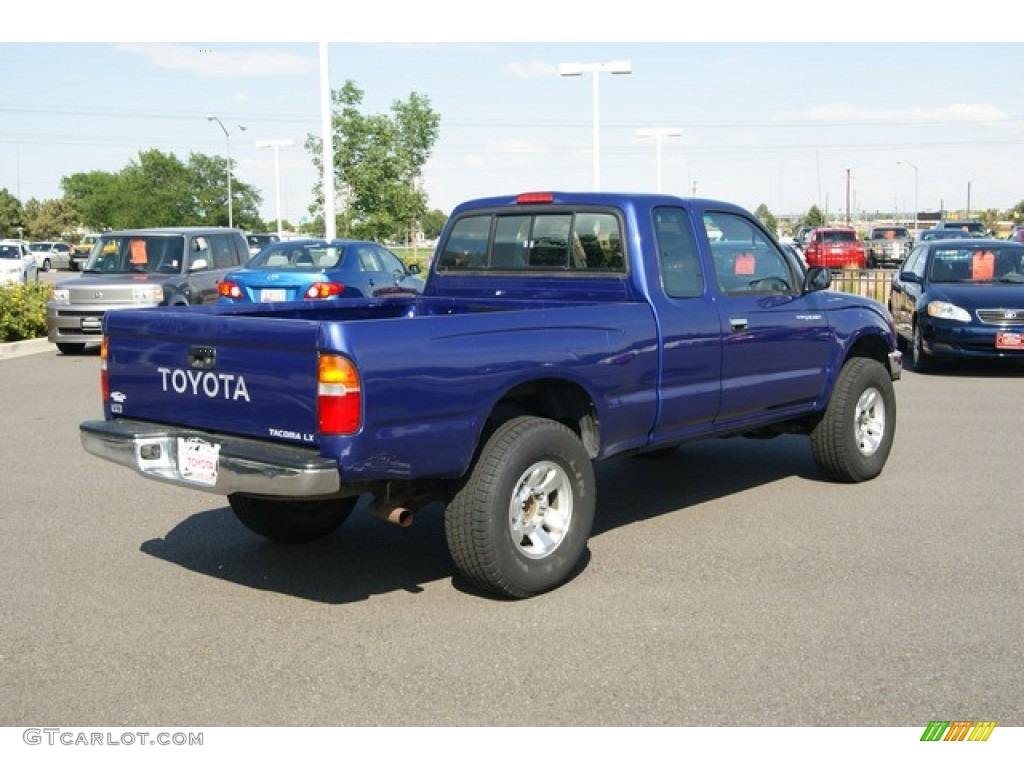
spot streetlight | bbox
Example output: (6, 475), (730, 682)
(636, 127), (682, 193)
(897, 159), (919, 235)
(255, 139), (295, 238)
(558, 59), (632, 191)
(207, 115), (247, 228)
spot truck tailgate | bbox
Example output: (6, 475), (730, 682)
(104, 309), (323, 446)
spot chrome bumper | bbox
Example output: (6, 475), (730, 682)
(80, 419), (342, 497)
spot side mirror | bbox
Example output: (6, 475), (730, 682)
(407, 263), (421, 275)
(803, 265), (831, 293)
(897, 271), (921, 284)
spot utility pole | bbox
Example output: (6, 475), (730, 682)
(844, 168), (852, 225)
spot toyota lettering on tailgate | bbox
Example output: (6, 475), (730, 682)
(157, 367), (251, 402)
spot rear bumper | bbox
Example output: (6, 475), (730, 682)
(80, 418), (342, 497)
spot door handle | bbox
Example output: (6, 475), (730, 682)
(729, 317), (749, 331)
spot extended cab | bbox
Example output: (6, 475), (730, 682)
(80, 192), (902, 598)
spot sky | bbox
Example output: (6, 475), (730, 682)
(3, 5), (1022, 230)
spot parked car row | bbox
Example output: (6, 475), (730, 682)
(45, 227), (425, 355)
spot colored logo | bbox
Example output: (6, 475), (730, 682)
(920, 720), (996, 741)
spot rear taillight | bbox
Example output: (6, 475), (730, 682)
(100, 336), (109, 403)
(218, 281), (243, 299)
(318, 354), (361, 434)
(305, 282), (344, 299)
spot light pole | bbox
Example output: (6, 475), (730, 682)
(255, 139), (295, 238)
(207, 115), (247, 228)
(897, 159), (919, 235)
(558, 59), (632, 191)
(636, 127), (682, 193)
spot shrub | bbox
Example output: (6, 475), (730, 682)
(0, 282), (50, 342)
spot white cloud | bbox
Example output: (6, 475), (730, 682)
(503, 60), (559, 79)
(114, 43), (317, 78)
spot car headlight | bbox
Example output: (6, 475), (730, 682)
(51, 288), (70, 303)
(926, 301), (971, 323)
(131, 286), (164, 305)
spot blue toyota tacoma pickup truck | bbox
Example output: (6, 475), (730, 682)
(80, 191), (902, 598)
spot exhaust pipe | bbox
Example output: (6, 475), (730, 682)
(368, 500), (415, 527)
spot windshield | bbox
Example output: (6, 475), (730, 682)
(29, 243), (50, 251)
(83, 235), (186, 274)
(928, 246), (1024, 283)
(818, 230), (858, 244)
(0, 244), (23, 260)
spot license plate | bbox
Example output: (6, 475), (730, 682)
(177, 437), (220, 486)
(260, 288), (286, 302)
(80, 317), (102, 331)
(996, 331), (1023, 349)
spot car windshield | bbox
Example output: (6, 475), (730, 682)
(83, 235), (186, 274)
(928, 246), (1024, 283)
(0, 245), (23, 260)
(249, 242), (344, 270)
(872, 228), (909, 238)
(29, 243), (50, 251)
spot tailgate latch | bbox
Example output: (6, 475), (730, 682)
(188, 346), (217, 371)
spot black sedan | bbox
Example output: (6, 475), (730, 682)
(888, 239), (1024, 371)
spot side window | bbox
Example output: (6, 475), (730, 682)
(653, 206), (702, 298)
(902, 246), (926, 277)
(375, 246), (407, 275)
(705, 212), (795, 294)
(438, 215), (490, 269)
(189, 236), (211, 271)
(209, 235), (236, 269)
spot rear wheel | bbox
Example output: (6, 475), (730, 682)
(445, 416), (595, 598)
(811, 357), (896, 483)
(228, 494), (357, 543)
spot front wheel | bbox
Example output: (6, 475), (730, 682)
(445, 416), (596, 598)
(810, 357), (896, 483)
(912, 322), (935, 373)
(228, 494), (358, 543)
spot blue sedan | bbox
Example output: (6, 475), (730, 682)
(218, 238), (424, 303)
(888, 239), (1024, 371)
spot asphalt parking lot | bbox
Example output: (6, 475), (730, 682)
(1, 320), (1022, 735)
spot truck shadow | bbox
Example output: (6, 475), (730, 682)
(140, 434), (820, 603)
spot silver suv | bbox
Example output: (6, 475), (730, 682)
(47, 227), (248, 355)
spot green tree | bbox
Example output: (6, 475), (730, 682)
(61, 150), (262, 231)
(754, 203), (778, 235)
(0, 188), (25, 238)
(307, 80), (441, 242)
(801, 205), (828, 228)
(420, 208), (448, 240)
(1007, 199), (1024, 224)
(21, 197), (79, 240)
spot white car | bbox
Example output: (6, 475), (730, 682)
(29, 241), (73, 271)
(0, 240), (38, 285)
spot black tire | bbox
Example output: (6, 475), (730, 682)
(445, 416), (595, 599)
(228, 494), (357, 543)
(810, 357), (896, 483)
(912, 322), (935, 373)
(56, 342), (86, 355)
(41, 258), (51, 272)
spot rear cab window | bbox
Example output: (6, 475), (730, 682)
(437, 208), (626, 273)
